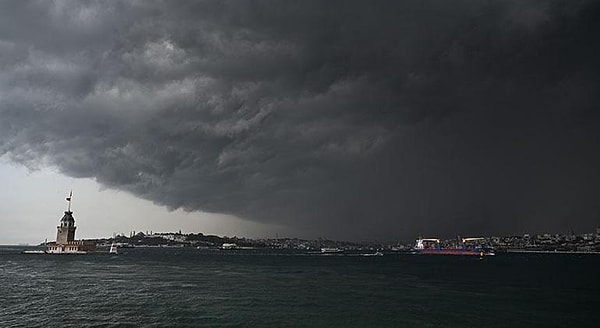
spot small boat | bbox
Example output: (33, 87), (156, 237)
(320, 247), (343, 254)
(22, 250), (47, 254)
(221, 243), (238, 250)
(362, 251), (384, 257)
(109, 243), (118, 254)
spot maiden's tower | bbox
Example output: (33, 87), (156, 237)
(46, 192), (96, 254)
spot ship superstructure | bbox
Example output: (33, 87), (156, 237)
(412, 237), (495, 256)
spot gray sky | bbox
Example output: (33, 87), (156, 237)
(1, 1), (599, 243)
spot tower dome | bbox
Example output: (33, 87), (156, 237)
(60, 211), (76, 228)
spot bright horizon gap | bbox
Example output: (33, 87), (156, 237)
(0, 162), (290, 245)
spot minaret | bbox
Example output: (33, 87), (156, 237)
(56, 191), (76, 244)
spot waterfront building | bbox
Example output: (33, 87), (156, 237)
(45, 192), (96, 254)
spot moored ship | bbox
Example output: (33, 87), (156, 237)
(320, 247), (343, 254)
(411, 237), (495, 256)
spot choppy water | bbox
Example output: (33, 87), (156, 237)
(1, 246), (599, 327)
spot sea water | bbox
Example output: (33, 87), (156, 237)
(1, 246), (599, 327)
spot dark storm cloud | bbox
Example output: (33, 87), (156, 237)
(1, 0), (599, 240)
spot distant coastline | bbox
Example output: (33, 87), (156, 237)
(9, 228), (595, 254)
(506, 249), (600, 255)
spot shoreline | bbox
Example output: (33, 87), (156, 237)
(506, 249), (600, 255)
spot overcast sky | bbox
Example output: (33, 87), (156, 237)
(1, 1), (599, 244)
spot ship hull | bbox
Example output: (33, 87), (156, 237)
(412, 249), (495, 256)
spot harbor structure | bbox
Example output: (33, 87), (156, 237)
(46, 192), (96, 254)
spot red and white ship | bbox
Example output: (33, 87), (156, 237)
(411, 237), (495, 256)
